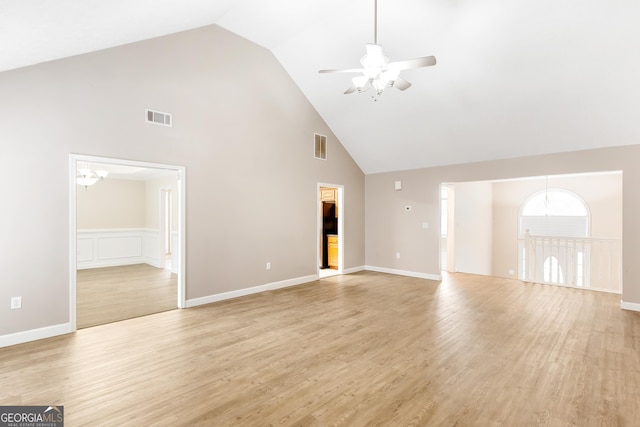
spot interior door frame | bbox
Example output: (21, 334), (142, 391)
(317, 182), (344, 275)
(69, 154), (187, 331)
(440, 184), (456, 272)
(159, 187), (175, 272)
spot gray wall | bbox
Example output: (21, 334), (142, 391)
(0, 25), (365, 337)
(365, 145), (640, 305)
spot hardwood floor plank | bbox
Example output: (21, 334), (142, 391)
(1, 271), (639, 426)
(76, 263), (177, 328)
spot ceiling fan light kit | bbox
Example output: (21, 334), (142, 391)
(319, 0), (436, 99)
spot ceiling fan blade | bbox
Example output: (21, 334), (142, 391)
(388, 56), (436, 71)
(319, 68), (365, 74)
(392, 77), (412, 91)
(344, 85), (357, 94)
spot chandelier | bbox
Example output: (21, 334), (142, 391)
(77, 163), (108, 189)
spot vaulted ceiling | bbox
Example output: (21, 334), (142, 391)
(2, 0), (638, 174)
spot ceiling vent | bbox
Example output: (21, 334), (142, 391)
(314, 133), (327, 160)
(146, 108), (172, 127)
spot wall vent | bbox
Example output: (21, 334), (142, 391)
(314, 133), (327, 160)
(146, 108), (172, 127)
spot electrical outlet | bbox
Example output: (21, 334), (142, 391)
(11, 296), (22, 310)
(266, 262), (271, 270)
(396, 252), (401, 259)
(508, 269), (515, 276)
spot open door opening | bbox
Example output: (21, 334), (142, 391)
(318, 184), (344, 278)
(70, 154), (186, 330)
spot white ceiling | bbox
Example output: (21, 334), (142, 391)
(3, 0), (639, 174)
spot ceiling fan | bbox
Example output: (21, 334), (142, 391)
(319, 0), (436, 98)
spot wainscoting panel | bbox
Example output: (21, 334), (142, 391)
(98, 236), (142, 259)
(77, 229), (160, 269)
(144, 234), (160, 267)
(77, 238), (94, 262)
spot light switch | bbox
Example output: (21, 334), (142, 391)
(394, 180), (402, 190)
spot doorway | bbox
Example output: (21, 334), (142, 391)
(440, 172), (622, 284)
(318, 183), (343, 278)
(69, 154), (186, 330)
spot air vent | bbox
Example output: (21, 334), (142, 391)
(314, 133), (327, 160)
(146, 108), (172, 127)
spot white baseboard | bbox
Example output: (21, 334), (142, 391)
(0, 323), (74, 348)
(186, 274), (319, 308)
(77, 258), (149, 270)
(343, 265), (366, 274)
(364, 265), (442, 281)
(621, 300), (640, 312)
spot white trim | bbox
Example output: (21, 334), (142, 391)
(159, 188), (170, 272)
(78, 227), (157, 233)
(343, 265), (366, 274)
(69, 156), (78, 332)
(176, 168), (186, 308)
(621, 300), (640, 312)
(185, 274), (318, 308)
(0, 323), (73, 348)
(365, 265), (442, 281)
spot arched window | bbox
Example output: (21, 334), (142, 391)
(519, 189), (590, 238)
(519, 187), (590, 284)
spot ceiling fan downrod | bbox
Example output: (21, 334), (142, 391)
(374, 0), (378, 45)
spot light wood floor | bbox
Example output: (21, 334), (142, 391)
(2, 272), (639, 426)
(76, 264), (177, 328)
